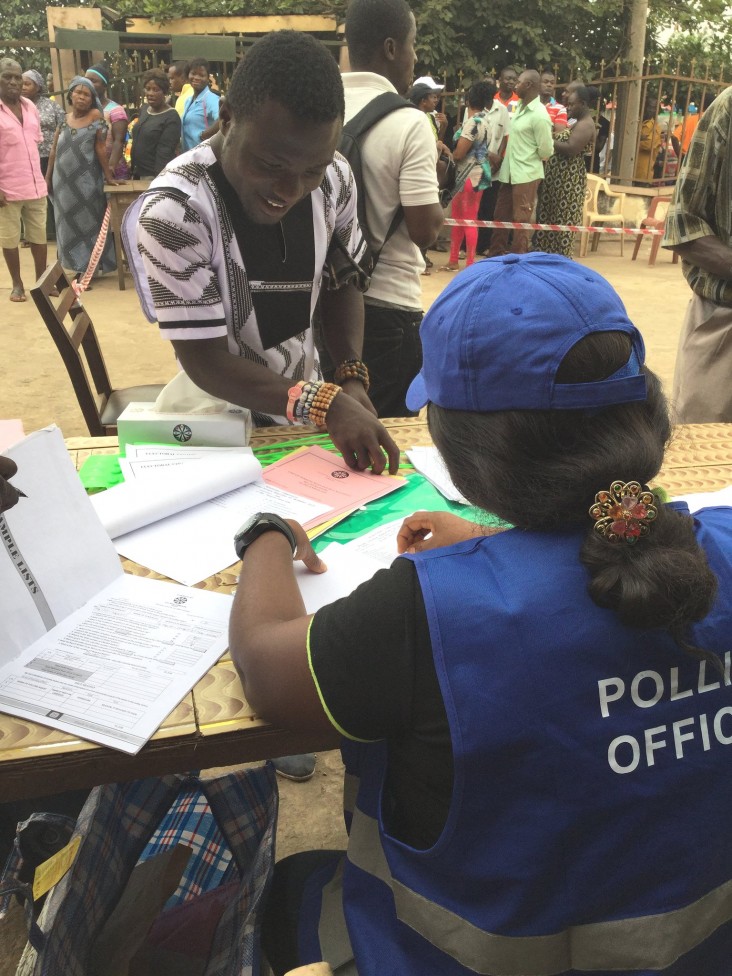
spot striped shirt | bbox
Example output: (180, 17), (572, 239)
(662, 85), (732, 306)
(133, 142), (365, 424)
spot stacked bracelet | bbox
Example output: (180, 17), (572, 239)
(292, 380), (341, 427)
(334, 358), (370, 391)
(309, 382), (342, 428)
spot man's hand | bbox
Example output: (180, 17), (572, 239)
(326, 392), (401, 475)
(0, 191), (7, 208)
(488, 152), (502, 174)
(397, 511), (506, 553)
(0, 456), (22, 514)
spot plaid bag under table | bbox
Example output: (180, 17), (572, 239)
(0, 765), (278, 976)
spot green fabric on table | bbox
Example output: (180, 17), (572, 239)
(79, 454), (125, 493)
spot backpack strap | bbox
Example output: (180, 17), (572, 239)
(341, 92), (417, 264)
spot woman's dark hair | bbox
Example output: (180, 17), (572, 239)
(345, 0), (413, 64)
(428, 331), (718, 656)
(468, 80), (496, 110)
(88, 62), (111, 88)
(171, 60), (190, 78)
(571, 84), (594, 106)
(188, 57), (210, 75)
(142, 67), (170, 94)
(226, 31), (344, 124)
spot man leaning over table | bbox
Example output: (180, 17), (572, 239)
(127, 30), (400, 782)
(487, 68), (554, 257)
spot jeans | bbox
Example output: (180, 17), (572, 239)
(487, 178), (542, 256)
(362, 303), (423, 418)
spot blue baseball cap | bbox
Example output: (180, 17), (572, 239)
(406, 253), (647, 412)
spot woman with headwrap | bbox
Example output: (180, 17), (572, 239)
(85, 62), (129, 179)
(21, 69), (64, 238)
(45, 76), (120, 277)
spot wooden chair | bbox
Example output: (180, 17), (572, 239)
(31, 262), (165, 436)
(579, 175), (627, 257)
(631, 195), (679, 267)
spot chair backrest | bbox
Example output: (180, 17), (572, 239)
(646, 194), (673, 221)
(30, 262), (115, 437)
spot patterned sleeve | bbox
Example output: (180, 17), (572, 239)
(662, 97), (729, 249)
(136, 188), (228, 341)
(322, 153), (369, 278)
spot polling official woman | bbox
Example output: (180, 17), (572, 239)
(229, 253), (732, 976)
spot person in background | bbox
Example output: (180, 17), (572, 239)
(21, 69), (64, 240)
(634, 95), (662, 183)
(129, 68), (181, 178)
(662, 85), (732, 422)
(441, 80), (495, 271)
(534, 84), (596, 258)
(233, 252), (732, 975)
(85, 62), (129, 180)
(0, 58), (49, 303)
(180, 57), (220, 151)
(168, 60), (193, 115)
(412, 74), (447, 140)
(539, 68), (568, 132)
(46, 76), (119, 279)
(475, 66), (515, 256)
(339, 0), (443, 416)
(488, 68), (553, 256)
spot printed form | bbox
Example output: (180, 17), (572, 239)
(0, 573), (231, 754)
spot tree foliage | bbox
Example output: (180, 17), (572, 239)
(4, 0), (732, 88)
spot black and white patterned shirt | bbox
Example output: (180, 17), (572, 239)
(130, 142), (366, 424)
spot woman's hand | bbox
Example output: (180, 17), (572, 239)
(284, 519), (328, 574)
(397, 511), (494, 553)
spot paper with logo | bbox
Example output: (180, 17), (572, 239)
(0, 572), (231, 754)
(262, 445), (407, 530)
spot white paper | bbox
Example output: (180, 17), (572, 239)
(295, 542), (385, 613)
(673, 484), (732, 512)
(406, 446), (468, 504)
(336, 518), (404, 567)
(113, 480), (330, 586)
(0, 573), (231, 754)
(91, 453), (263, 538)
(1, 427), (122, 663)
(125, 444), (253, 461)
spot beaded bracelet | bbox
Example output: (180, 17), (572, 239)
(294, 381), (318, 423)
(334, 358), (370, 392)
(308, 382), (342, 429)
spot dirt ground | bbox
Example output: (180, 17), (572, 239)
(0, 236), (687, 966)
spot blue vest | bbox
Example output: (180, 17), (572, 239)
(304, 505), (732, 975)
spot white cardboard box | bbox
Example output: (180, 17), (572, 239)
(117, 402), (251, 453)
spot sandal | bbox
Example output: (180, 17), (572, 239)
(437, 264), (459, 272)
(9, 286), (26, 302)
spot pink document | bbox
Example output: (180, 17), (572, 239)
(262, 445), (406, 530)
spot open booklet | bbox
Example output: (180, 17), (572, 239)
(0, 427), (232, 754)
(93, 444), (406, 586)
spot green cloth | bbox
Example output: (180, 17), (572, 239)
(78, 454), (124, 493)
(497, 95), (554, 184)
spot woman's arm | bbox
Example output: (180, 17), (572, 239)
(553, 115), (596, 157)
(107, 113), (128, 171)
(45, 126), (61, 191)
(94, 124), (118, 183)
(452, 133), (474, 162)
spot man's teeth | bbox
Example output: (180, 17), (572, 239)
(267, 199), (285, 208)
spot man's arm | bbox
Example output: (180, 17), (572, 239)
(669, 236), (732, 277)
(399, 113), (444, 249)
(534, 110), (555, 160)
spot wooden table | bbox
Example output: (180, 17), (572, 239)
(1, 420), (731, 802)
(104, 179), (153, 292)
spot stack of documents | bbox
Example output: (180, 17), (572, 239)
(93, 444), (407, 586)
(0, 427), (232, 754)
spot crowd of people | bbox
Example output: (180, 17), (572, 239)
(2, 1), (732, 971)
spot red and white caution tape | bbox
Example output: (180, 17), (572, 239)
(72, 204), (112, 298)
(444, 218), (663, 236)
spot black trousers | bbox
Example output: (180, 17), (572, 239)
(362, 303), (423, 418)
(476, 179), (501, 254)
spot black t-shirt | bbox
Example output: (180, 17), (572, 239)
(309, 558), (453, 849)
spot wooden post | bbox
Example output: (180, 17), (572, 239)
(615, 0), (649, 185)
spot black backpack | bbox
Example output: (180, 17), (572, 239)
(336, 92), (418, 283)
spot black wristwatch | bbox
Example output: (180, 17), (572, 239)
(234, 512), (297, 561)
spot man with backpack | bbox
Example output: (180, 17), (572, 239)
(341, 0), (444, 417)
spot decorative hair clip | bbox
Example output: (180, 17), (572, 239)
(589, 481), (658, 544)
